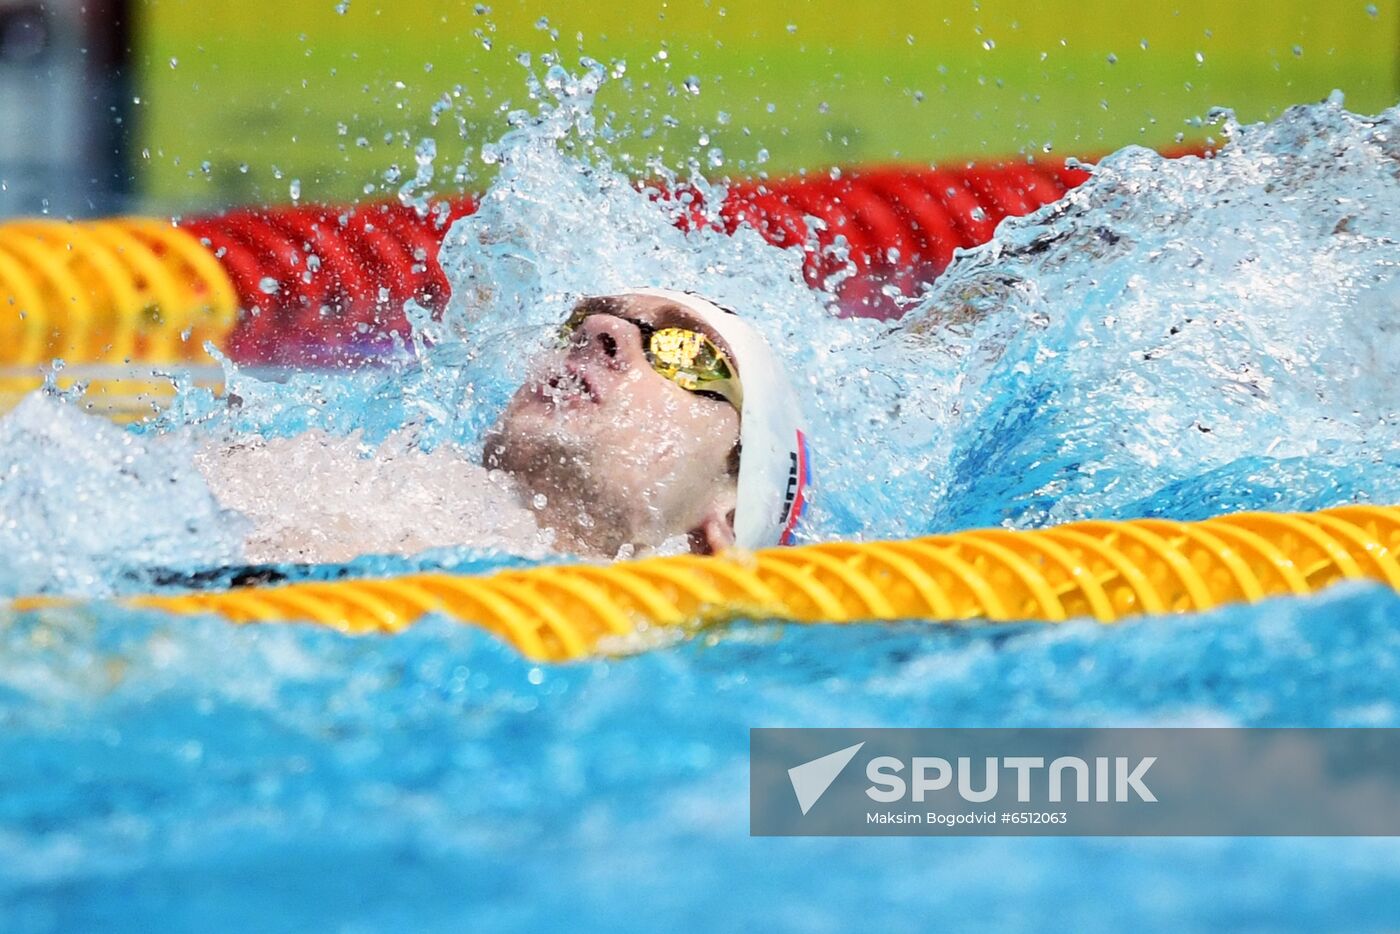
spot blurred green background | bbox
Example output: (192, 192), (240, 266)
(136, 0), (1400, 210)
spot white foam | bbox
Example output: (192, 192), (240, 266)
(194, 430), (553, 565)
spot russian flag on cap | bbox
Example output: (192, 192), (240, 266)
(779, 430), (809, 546)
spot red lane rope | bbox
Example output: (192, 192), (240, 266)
(859, 169), (962, 274)
(179, 151), (1207, 361)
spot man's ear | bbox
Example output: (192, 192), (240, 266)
(687, 506), (737, 556)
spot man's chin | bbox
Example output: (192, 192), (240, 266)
(488, 419), (595, 481)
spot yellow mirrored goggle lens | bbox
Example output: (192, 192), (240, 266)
(649, 327), (721, 376)
(648, 327), (741, 408)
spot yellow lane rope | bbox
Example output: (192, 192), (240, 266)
(0, 217), (240, 414)
(0, 218), (239, 365)
(10, 504), (1380, 663)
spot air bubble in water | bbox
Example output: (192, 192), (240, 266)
(258, 277), (280, 295)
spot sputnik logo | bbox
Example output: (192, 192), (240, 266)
(787, 742), (865, 815)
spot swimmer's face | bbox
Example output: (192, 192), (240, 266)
(483, 294), (741, 556)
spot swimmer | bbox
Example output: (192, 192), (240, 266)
(195, 289), (809, 566)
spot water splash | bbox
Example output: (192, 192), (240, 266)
(0, 394), (246, 596)
(402, 79), (1400, 542)
(417, 59), (867, 458)
(4, 81), (1400, 591)
(901, 97), (1400, 531)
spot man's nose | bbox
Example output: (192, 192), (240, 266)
(570, 314), (648, 368)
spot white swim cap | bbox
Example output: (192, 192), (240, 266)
(622, 287), (810, 550)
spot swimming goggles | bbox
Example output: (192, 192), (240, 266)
(560, 306), (744, 411)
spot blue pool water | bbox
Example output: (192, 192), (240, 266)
(2, 72), (1400, 931)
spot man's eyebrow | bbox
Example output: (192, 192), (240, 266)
(571, 296), (626, 318)
(647, 302), (708, 331)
